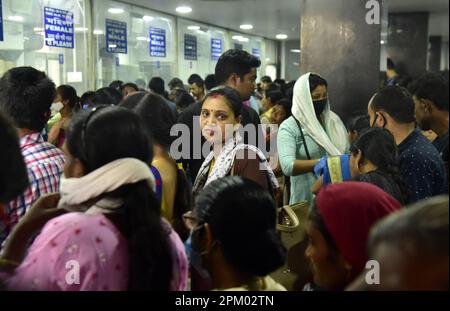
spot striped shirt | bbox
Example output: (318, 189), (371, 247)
(1, 133), (65, 245)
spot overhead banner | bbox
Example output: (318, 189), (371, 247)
(211, 38), (222, 61)
(44, 7), (74, 48)
(106, 19), (127, 54)
(184, 34), (197, 61)
(149, 27), (166, 57)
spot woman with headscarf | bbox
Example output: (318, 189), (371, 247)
(305, 182), (401, 291)
(278, 73), (349, 204)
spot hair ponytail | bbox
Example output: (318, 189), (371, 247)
(117, 181), (173, 290)
(381, 162), (410, 205)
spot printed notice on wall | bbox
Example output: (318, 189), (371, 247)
(149, 28), (166, 57)
(106, 19), (127, 54)
(44, 7), (74, 48)
(211, 38), (222, 61)
(184, 34), (197, 61)
(252, 48), (260, 59)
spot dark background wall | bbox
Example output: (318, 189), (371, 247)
(387, 12), (429, 77)
(428, 36), (442, 72)
(299, 0), (381, 122)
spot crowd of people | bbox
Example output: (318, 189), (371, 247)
(0, 48), (448, 291)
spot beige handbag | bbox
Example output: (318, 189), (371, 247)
(272, 200), (311, 291)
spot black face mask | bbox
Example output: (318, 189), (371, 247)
(313, 99), (328, 116)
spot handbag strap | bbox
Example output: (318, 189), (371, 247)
(294, 118), (311, 160)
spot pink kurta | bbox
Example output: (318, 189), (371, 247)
(2, 212), (188, 291)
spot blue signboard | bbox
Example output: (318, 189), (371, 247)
(58, 54), (64, 64)
(184, 34), (197, 61)
(44, 7), (74, 49)
(252, 48), (260, 59)
(149, 27), (166, 57)
(234, 43), (243, 50)
(211, 38), (222, 61)
(106, 19), (127, 54)
(0, 0), (4, 42)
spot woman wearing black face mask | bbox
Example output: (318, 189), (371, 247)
(186, 176), (286, 291)
(278, 73), (349, 205)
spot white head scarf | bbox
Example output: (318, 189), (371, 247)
(291, 73), (349, 156)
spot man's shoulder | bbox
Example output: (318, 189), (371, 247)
(400, 137), (444, 169)
(23, 141), (65, 168)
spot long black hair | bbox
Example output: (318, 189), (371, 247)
(350, 127), (409, 203)
(66, 106), (173, 290)
(120, 92), (193, 240)
(195, 177), (286, 277)
(120, 92), (175, 148)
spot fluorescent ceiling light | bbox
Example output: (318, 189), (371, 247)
(265, 58), (271, 61)
(142, 15), (153, 21)
(276, 34), (288, 40)
(108, 44), (117, 48)
(75, 27), (88, 32)
(238, 37), (249, 42)
(8, 15), (24, 22)
(232, 35), (243, 40)
(136, 36), (148, 41)
(240, 24), (253, 30)
(108, 8), (124, 14)
(380, 40), (385, 44)
(93, 29), (104, 35)
(188, 25), (200, 31)
(290, 49), (301, 53)
(33, 27), (43, 32)
(176, 6), (192, 14)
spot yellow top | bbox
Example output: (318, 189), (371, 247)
(260, 107), (274, 125)
(152, 157), (178, 222)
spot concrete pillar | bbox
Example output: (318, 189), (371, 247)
(299, 0), (382, 122)
(387, 12), (429, 77)
(428, 36), (442, 72)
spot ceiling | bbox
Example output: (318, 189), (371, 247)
(125, 0), (449, 40)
